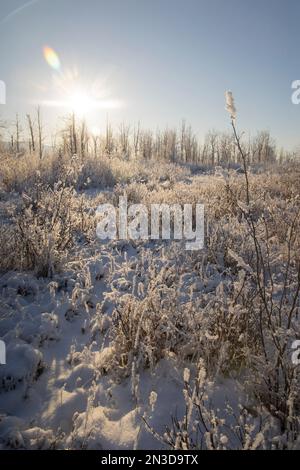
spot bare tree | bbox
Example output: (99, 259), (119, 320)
(26, 114), (35, 153)
(252, 131), (276, 165)
(133, 121), (140, 158)
(37, 107), (43, 159)
(80, 120), (88, 158)
(205, 130), (219, 166)
(92, 133), (99, 158)
(119, 122), (130, 158)
(105, 118), (114, 156)
(15, 114), (21, 154)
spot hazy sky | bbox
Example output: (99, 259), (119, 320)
(0, 0), (300, 149)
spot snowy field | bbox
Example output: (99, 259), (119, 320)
(0, 153), (299, 450)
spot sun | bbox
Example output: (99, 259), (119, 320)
(68, 90), (94, 117)
(36, 71), (124, 116)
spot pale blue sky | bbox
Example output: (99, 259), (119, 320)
(0, 0), (300, 149)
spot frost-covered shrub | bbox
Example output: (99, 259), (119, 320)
(0, 152), (116, 194)
(0, 418), (58, 450)
(15, 185), (79, 277)
(0, 183), (97, 276)
(17, 312), (60, 346)
(111, 291), (193, 376)
(148, 362), (298, 450)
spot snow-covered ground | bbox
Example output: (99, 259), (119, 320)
(0, 234), (239, 449)
(0, 164), (299, 450)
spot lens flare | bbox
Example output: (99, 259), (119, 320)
(43, 46), (61, 71)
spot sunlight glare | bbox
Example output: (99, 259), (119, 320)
(68, 90), (94, 116)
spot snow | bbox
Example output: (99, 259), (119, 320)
(0, 342), (43, 393)
(0, 169), (299, 450)
(0, 240), (207, 449)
